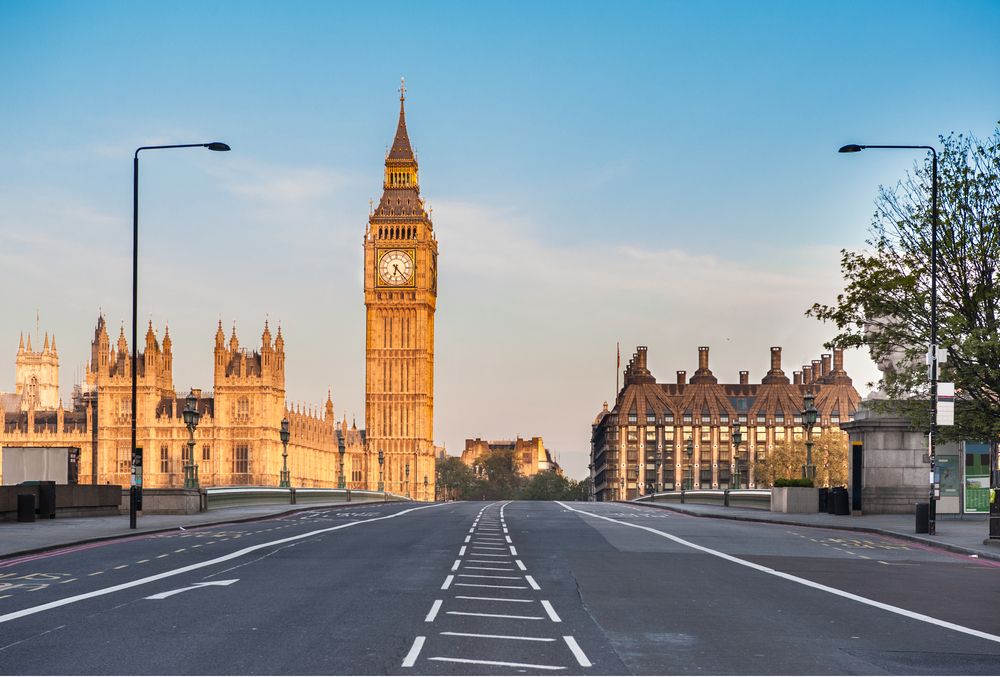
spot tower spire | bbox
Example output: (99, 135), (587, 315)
(387, 78), (414, 162)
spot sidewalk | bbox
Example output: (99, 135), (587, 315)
(635, 501), (1000, 562)
(0, 500), (397, 561)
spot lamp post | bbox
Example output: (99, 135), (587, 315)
(130, 141), (230, 530)
(279, 417), (290, 488)
(684, 438), (694, 490)
(654, 456), (662, 494)
(802, 392), (818, 481)
(405, 461), (410, 498)
(840, 142), (939, 534)
(182, 389), (201, 489)
(377, 449), (384, 492)
(732, 422), (744, 490)
(423, 475), (428, 502)
(338, 445), (346, 489)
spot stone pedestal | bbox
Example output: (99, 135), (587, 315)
(841, 404), (929, 514)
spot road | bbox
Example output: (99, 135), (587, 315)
(1, 500), (998, 675)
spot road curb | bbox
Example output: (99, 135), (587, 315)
(0, 500), (413, 564)
(625, 501), (1000, 563)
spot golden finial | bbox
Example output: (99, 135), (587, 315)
(369, 197), (374, 215)
(399, 76), (406, 102)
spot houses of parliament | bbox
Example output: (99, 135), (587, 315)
(0, 85), (438, 501)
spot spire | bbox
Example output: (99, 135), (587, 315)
(162, 324), (171, 352)
(262, 319), (272, 347)
(43, 332), (49, 353)
(387, 77), (415, 161)
(275, 323), (284, 351)
(215, 319), (225, 348)
(18, 332), (24, 354)
(50, 334), (57, 354)
(117, 324), (127, 353)
(229, 322), (239, 353)
(145, 320), (157, 348)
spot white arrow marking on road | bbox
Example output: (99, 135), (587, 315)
(145, 579), (239, 600)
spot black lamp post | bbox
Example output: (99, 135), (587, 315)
(840, 142), (940, 534)
(684, 438), (694, 490)
(129, 141), (230, 530)
(279, 417), (290, 488)
(653, 456), (662, 494)
(182, 389), (201, 489)
(423, 475), (428, 501)
(378, 449), (384, 492)
(338, 445), (346, 489)
(405, 461), (410, 498)
(731, 422), (744, 490)
(802, 392), (818, 481)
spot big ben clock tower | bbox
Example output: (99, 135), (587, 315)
(364, 80), (438, 502)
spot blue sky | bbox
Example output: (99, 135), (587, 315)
(2, 1), (999, 478)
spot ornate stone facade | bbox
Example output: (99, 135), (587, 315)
(363, 83), (437, 501)
(461, 437), (560, 477)
(0, 316), (364, 488)
(591, 345), (860, 501)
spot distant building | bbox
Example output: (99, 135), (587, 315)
(590, 345), (860, 501)
(461, 437), (560, 477)
(0, 316), (365, 488)
(0, 331), (61, 412)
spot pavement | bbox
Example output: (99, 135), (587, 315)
(631, 500), (1000, 561)
(0, 498), (396, 560)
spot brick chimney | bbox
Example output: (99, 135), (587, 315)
(698, 346), (709, 371)
(637, 346), (648, 370)
(821, 353), (832, 378)
(677, 371), (686, 385)
(739, 371), (749, 385)
(771, 346), (782, 372)
(793, 371), (802, 385)
(802, 365), (812, 384)
(811, 360), (821, 383)
(762, 346), (789, 384)
(833, 348), (845, 372)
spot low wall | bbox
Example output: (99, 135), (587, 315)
(120, 488), (202, 515)
(771, 487), (819, 513)
(1, 484), (120, 521)
(635, 489), (771, 510)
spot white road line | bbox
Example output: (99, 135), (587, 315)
(464, 535), (471, 543)
(441, 575), (454, 590)
(458, 546), (467, 556)
(525, 575), (541, 590)
(541, 600), (561, 622)
(0, 503), (447, 627)
(557, 501), (1000, 646)
(563, 636), (592, 667)
(87, 572), (104, 577)
(113, 565), (128, 570)
(468, 528), (475, 534)
(505, 535), (513, 543)
(401, 636), (425, 667)
(515, 559), (527, 571)
(455, 595), (533, 603)
(510, 546), (518, 555)
(446, 611), (545, 620)
(441, 631), (555, 642)
(467, 559), (512, 564)
(503, 527), (509, 533)
(454, 583), (528, 590)
(425, 600), (443, 622)
(465, 566), (515, 571)
(458, 574), (521, 580)
(471, 546), (507, 551)
(429, 657), (564, 670)
(451, 559), (462, 572)
(467, 553), (510, 558)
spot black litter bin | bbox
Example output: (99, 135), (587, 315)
(37, 481), (56, 519)
(818, 487), (829, 513)
(915, 502), (929, 533)
(832, 487), (850, 515)
(17, 494), (36, 522)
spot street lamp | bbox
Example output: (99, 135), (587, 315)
(338, 444), (346, 489)
(732, 422), (744, 490)
(684, 438), (694, 491)
(405, 461), (410, 498)
(279, 417), (290, 488)
(130, 141), (230, 529)
(423, 475), (428, 501)
(802, 392), (818, 481)
(840, 142), (940, 534)
(653, 456), (662, 494)
(378, 449), (384, 492)
(182, 389), (201, 489)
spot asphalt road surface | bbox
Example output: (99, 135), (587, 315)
(1, 501), (998, 675)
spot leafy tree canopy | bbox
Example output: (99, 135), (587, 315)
(810, 125), (1000, 441)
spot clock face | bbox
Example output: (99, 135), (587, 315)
(378, 249), (414, 286)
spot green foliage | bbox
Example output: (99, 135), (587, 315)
(809, 124), (1000, 441)
(519, 470), (588, 501)
(435, 454), (590, 501)
(774, 478), (815, 488)
(435, 456), (475, 500)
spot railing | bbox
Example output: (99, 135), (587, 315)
(204, 486), (408, 511)
(632, 488), (771, 510)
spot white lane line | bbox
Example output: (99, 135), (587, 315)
(441, 575), (454, 590)
(429, 657), (564, 670)
(401, 636), (425, 667)
(468, 528), (475, 534)
(556, 501), (1000, 646)
(467, 553), (510, 558)
(0, 504), (446, 625)
(87, 572), (104, 577)
(425, 600), (443, 622)
(454, 583), (528, 590)
(563, 636), (592, 667)
(464, 535), (471, 543)
(503, 527), (509, 534)
(455, 595), (533, 603)
(541, 600), (561, 622)
(525, 575), (541, 590)
(467, 559), (512, 564)
(441, 631), (555, 642)
(446, 611), (544, 620)
(113, 565), (128, 570)
(510, 546), (518, 555)
(473, 537), (506, 542)
(451, 559), (462, 572)
(458, 574), (522, 580)
(515, 559), (527, 571)
(465, 566), (515, 571)
(471, 546), (507, 551)
(459, 546), (467, 556)
(505, 535), (513, 543)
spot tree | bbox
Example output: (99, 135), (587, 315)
(519, 470), (586, 500)
(752, 429), (849, 488)
(473, 448), (525, 500)
(435, 456), (474, 500)
(810, 125), (1000, 441)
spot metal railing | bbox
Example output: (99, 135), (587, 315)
(632, 488), (771, 510)
(204, 486), (408, 511)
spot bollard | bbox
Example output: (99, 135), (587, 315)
(915, 502), (930, 534)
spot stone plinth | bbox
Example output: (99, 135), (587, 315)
(841, 404), (928, 514)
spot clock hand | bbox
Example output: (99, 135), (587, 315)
(393, 264), (401, 275)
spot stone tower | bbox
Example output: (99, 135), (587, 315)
(364, 81), (438, 501)
(15, 330), (60, 411)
